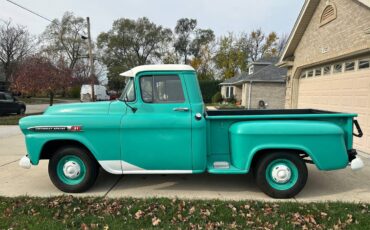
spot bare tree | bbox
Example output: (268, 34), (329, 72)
(0, 20), (34, 83)
(245, 29), (279, 61)
(41, 12), (88, 70)
(276, 34), (289, 57)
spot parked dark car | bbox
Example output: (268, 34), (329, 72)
(0, 92), (26, 115)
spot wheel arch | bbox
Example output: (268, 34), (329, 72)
(40, 139), (98, 164)
(248, 146), (318, 172)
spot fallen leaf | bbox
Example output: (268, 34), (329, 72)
(152, 217), (161, 226)
(135, 210), (145, 220)
(189, 206), (195, 215)
(81, 223), (89, 230)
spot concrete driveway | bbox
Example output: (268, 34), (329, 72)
(1, 125), (369, 202)
(26, 104), (49, 114)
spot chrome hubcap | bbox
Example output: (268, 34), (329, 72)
(271, 164), (291, 183)
(62, 161), (81, 179)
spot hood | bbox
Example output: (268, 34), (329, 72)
(44, 101), (112, 115)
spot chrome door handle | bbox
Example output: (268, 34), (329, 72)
(173, 107), (190, 112)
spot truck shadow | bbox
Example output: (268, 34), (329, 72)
(92, 164), (370, 201)
(294, 164), (370, 201)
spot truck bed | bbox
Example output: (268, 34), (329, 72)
(205, 109), (356, 119)
(204, 109), (357, 170)
(207, 109), (340, 116)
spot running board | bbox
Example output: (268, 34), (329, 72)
(207, 161), (247, 174)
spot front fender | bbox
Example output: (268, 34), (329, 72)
(20, 114), (122, 165)
(229, 120), (349, 172)
(25, 133), (100, 165)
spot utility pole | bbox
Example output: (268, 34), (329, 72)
(86, 17), (95, 102)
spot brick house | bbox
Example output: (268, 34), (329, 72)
(220, 58), (287, 109)
(278, 0), (370, 153)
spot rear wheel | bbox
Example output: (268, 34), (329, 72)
(254, 152), (308, 198)
(48, 146), (99, 193)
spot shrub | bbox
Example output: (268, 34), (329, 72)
(212, 91), (223, 103)
(67, 86), (81, 99)
(225, 95), (236, 104)
(199, 80), (222, 103)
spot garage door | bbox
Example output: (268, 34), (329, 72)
(297, 69), (370, 153)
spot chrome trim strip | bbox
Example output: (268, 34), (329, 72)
(98, 160), (193, 174)
(27, 125), (82, 132)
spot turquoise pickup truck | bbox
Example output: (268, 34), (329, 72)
(19, 65), (364, 198)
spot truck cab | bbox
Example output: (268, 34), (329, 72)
(19, 64), (364, 198)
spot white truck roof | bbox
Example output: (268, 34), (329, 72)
(119, 64), (195, 77)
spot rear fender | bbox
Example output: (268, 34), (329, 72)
(229, 120), (349, 172)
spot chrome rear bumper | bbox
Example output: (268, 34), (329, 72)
(348, 149), (364, 171)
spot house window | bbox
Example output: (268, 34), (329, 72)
(323, 65), (331, 75)
(230, 87), (234, 98)
(320, 3), (337, 26)
(226, 86), (234, 98)
(300, 71), (306, 79)
(333, 63), (343, 74)
(345, 61), (355, 71)
(248, 66), (254, 75)
(307, 70), (314, 77)
(315, 68), (322, 76)
(359, 59), (370, 70)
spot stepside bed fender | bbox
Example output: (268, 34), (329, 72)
(229, 120), (349, 171)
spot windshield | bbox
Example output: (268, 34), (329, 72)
(120, 78), (136, 102)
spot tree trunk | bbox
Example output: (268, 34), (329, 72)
(49, 91), (54, 106)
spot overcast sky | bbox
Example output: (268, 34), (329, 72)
(1, 0), (304, 38)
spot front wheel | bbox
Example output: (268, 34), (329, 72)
(48, 146), (99, 193)
(254, 152), (308, 199)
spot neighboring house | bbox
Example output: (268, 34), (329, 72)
(220, 58), (287, 109)
(278, 0), (370, 153)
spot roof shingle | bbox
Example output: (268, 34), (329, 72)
(220, 59), (287, 85)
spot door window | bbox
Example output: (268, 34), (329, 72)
(140, 75), (185, 103)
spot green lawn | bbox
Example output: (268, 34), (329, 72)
(0, 196), (368, 229)
(17, 97), (78, 105)
(0, 115), (25, 125)
(0, 114), (41, 125)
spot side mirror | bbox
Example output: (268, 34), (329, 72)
(123, 95), (137, 113)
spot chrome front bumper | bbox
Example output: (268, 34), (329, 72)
(19, 155), (31, 169)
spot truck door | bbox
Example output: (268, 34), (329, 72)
(121, 73), (192, 172)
